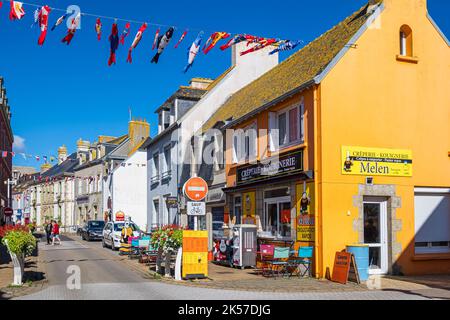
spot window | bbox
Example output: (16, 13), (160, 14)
(163, 145), (171, 175)
(399, 25), (413, 57)
(153, 199), (160, 227)
(269, 101), (304, 151)
(414, 188), (450, 254)
(232, 123), (257, 164)
(152, 153), (159, 183)
(233, 196), (242, 225)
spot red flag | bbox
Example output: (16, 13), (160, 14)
(120, 22), (130, 45)
(127, 23), (147, 64)
(108, 23), (119, 66)
(174, 29), (188, 49)
(62, 13), (80, 45)
(152, 28), (160, 50)
(37, 6), (51, 46)
(9, 1), (25, 20)
(95, 18), (102, 41)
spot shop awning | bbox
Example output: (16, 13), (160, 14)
(223, 170), (314, 193)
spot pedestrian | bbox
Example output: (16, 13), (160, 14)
(51, 220), (61, 246)
(45, 220), (53, 245)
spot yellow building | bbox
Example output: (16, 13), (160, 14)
(205, 0), (449, 277)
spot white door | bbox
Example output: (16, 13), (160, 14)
(363, 198), (388, 275)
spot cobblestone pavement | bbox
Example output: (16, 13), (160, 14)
(18, 282), (431, 300)
(13, 235), (450, 300)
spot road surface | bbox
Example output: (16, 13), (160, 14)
(17, 236), (438, 300)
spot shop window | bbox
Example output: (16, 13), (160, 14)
(233, 196), (242, 224)
(399, 25), (413, 57)
(414, 188), (450, 254)
(269, 101), (304, 152)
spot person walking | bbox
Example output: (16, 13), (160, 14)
(51, 220), (61, 246)
(45, 220), (53, 245)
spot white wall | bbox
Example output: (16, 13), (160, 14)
(178, 42), (279, 171)
(112, 151), (148, 231)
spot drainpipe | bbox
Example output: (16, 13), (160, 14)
(313, 85), (324, 279)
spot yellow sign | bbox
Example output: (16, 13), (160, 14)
(296, 183), (315, 242)
(342, 146), (413, 177)
(243, 191), (256, 218)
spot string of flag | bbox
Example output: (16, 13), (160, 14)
(0, 1), (303, 72)
(1, 149), (57, 163)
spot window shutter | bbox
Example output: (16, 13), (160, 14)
(248, 125), (258, 160)
(268, 112), (278, 152)
(240, 130), (246, 162)
(300, 103), (305, 142)
(232, 134), (238, 164)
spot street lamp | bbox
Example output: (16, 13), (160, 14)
(4, 179), (17, 208)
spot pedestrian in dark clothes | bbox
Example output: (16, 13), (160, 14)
(45, 220), (53, 245)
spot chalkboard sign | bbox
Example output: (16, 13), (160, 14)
(331, 251), (360, 285)
(348, 254), (361, 284)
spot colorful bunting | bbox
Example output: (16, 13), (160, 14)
(37, 5), (51, 46)
(108, 22), (119, 66)
(151, 26), (174, 64)
(152, 28), (160, 50)
(9, 1), (25, 20)
(1, 151), (7, 158)
(220, 34), (247, 51)
(61, 13), (80, 45)
(240, 38), (277, 56)
(174, 29), (188, 49)
(95, 18), (102, 41)
(31, 7), (38, 28)
(203, 32), (230, 54)
(269, 40), (302, 55)
(126, 22), (147, 64)
(51, 13), (68, 31)
(119, 22), (130, 45)
(184, 32), (203, 73)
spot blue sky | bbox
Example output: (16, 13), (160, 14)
(2, 0), (449, 168)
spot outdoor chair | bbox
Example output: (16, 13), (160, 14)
(263, 247), (290, 278)
(288, 246), (313, 278)
(256, 245), (275, 276)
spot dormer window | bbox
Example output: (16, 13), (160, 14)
(400, 25), (413, 56)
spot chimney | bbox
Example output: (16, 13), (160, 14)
(189, 78), (214, 90)
(76, 138), (90, 164)
(231, 41), (279, 68)
(40, 163), (52, 173)
(128, 118), (150, 155)
(58, 145), (68, 164)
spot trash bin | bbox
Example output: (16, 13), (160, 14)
(346, 245), (369, 281)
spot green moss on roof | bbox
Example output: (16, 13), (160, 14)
(202, 2), (377, 132)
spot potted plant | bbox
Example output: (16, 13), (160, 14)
(151, 225), (184, 278)
(0, 225), (36, 286)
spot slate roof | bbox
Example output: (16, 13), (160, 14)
(41, 153), (79, 179)
(155, 87), (208, 113)
(202, 1), (381, 132)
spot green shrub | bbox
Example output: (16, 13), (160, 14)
(1, 231), (36, 256)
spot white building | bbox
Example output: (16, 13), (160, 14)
(110, 147), (148, 231)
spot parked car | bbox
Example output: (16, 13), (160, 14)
(102, 221), (141, 251)
(80, 220), (105, 241)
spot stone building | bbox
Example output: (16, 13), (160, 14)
(0, 77), (13, 225)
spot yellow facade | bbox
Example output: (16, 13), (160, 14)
(317, 0), (450, 276)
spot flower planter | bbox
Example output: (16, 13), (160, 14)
(4, 240), (25, 286)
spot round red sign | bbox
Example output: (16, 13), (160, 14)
(183, 177), (208, 201)
(4, 208), (13, 217)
